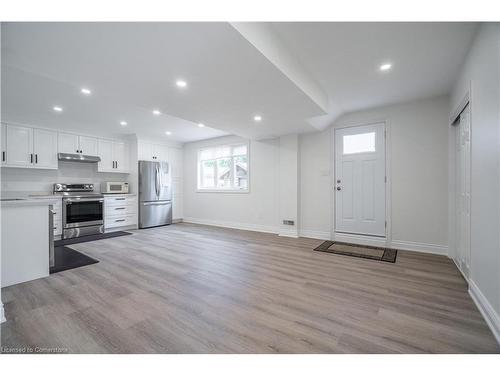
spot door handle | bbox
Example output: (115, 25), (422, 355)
(116, 161), (118, 169)
(2, 151), (5, 162)
(143, 201), (170, 206)
(30, 153), (33, 163)
(35, 154), (38, 164)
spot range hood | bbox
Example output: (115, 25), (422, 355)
(58, 153), (101, 163)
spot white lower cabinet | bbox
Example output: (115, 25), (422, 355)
(104, 195), (137, 231)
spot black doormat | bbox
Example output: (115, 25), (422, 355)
(50, 246), (99, 274)
(314, 240), (398, 263)
(54, 231), (132, 247)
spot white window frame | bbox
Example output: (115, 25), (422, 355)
(197, 142), (250, 193)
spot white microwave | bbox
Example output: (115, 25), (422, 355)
(102, 182), (129, 194)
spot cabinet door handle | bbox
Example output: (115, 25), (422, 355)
(30, 154), (33, 163)
(2, 151), (5, 162)
(115, 207), (126, 210)
(115, 198), (126, 201)
(116, 161), (118, 169)
(35, 154), (38, 164)
(115, 219), (126, 222)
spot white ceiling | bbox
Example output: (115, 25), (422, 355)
(1, 22), (478, 142)
(270, 22), (478, 128)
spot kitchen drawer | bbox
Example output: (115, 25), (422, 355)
(105, 204), (137, 217)
(105, 214), (137, 229)
(104, 196), (137, 206)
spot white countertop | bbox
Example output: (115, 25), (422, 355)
(102, 193), (137, 196)
(1, 198), (60, 207)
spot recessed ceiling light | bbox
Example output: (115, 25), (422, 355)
(379, 63), (392, 71)
(153, 109), (161, 116)
(254, 115), (262, 122)
(80, 88), (92, 95)
(53, 106), (63, 112)
(165, 131), (172, 135)
(176, 80), (187, 88)
(120, 121), (128, 126)
(198, 123), (205, 128)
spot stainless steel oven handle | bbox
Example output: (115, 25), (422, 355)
(64, 198), (104, 203)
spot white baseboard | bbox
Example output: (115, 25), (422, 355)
(0, 302), (5, 323)
(469, 279), (500, 344)
(279, 228), (299, 238)
(334, 232), (387, 247)
(299, 230), (331, 240)
(183, 217), (279, 234)
(390, 240), (448, 256)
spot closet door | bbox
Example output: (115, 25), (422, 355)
(455, 105), (471, 278)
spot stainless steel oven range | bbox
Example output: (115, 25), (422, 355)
(54, 183), (104, 239)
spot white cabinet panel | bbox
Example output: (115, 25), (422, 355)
(79, 136), (98, 156)
(33, 128), (58, 169)
(113, 142), (128, 172)
(98, 139), (129, 173)
(6, 125), (33, 167)
(97, 139), (114, 172)
(138, 141), (168, 161)
(104, 195), (137, 231)
(58, 133), (80, 154)
(1, 123), (6, 165)
(153, 143), (168, 162)
(138, 141), (153, 161)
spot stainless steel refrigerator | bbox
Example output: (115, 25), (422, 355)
(138, 160), (172, 228)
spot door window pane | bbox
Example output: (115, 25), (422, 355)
(343, 132), (376, 154)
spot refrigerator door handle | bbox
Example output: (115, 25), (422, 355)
(156, 165), (160, 199)
(142, 201), (171, 206)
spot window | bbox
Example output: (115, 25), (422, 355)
(198, 143), (249, 191)
(343, 132), (376, 154)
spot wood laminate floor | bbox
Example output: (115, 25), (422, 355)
(1, 223), (499, 353)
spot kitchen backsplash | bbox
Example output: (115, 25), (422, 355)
(1, 161), (131, 193)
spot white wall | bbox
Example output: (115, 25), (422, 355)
(451, 23), (500, 339)
(299, 129), (331, 238)
(300, 95), (450, 250)
(278, 134), (299, 237)
(183, 135), (279, 233)
(1, 162), (131, 194)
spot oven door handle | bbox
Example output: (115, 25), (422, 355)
(64, 198), (104, 203)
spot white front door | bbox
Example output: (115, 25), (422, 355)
(335, 123), (386, 236)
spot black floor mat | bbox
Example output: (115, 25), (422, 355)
(50, 246), (99, 274)
(54, 231), (131, 247)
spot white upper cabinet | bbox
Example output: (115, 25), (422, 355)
(138, 141), (153, 161)
(97, 139), (113, 172)
(138, 140), (169, 161)
(5, 124), (33, 167)
(2, 124), (58, 169)
(98, 139), (129, 173)
(153, 143), (169, 162)
(33, 128), (58, 169)
(58, 133), (98, 156)
(113, 142), (129, 172)
(1, 123), (6, 165)
(58, 133), (80, 154)
(79, 136), (98, 156)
